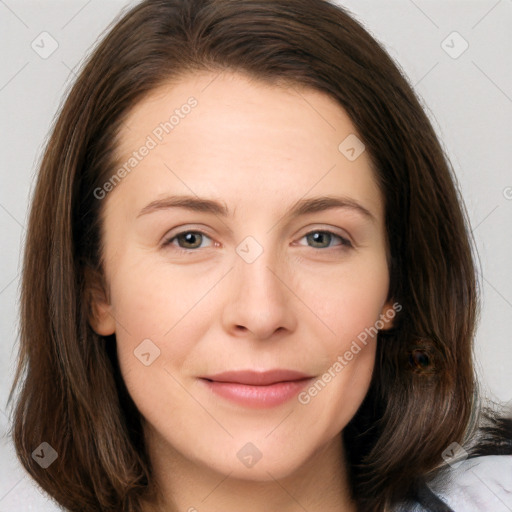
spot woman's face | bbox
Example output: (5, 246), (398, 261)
(91, 71), (395, 480)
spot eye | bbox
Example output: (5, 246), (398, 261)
(162, 230), (214, 251)
(162, 228), (353, 253)
(297, 230), (353, 250)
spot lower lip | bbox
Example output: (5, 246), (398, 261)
(201, 378), (313, 408)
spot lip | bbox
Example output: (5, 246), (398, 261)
(201, 369), (313, 385)
(199, 369), (314, 408)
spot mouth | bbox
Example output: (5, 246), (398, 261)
(199, 369), (314, 408)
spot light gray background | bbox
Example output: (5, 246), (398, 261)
(1, 0), (511, 509)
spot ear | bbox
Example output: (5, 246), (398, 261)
(378, 299), (400, 331)
(84, 266), (116, 336)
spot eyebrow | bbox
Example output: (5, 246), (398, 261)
(136, 194), (376, 223)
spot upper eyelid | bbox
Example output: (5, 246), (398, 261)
(164, 222), (352, 238)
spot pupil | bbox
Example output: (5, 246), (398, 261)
(183, 233), (200, 248)
(310, 232), (328, 247)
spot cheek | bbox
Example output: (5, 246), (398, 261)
(106, 257), (200, 378)
(108, 263), (200, 431)
(304, 343), (377, 442)
(109, 246), (210, 332)
(294, 252), (390, 340)
(293, 256), (388, 421)
(296, 280), (383, 438)
(276, 257), (389, 428)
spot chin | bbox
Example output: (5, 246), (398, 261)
(199, 438), (322, 482)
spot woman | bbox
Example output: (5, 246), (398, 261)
(8, 0), (511, 510)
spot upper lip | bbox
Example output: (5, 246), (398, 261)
(201, 369), (313, 386)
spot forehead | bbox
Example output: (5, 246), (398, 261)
(108, 70), (384, 222)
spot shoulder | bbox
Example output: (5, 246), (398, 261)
(427, 454), (512, 511)
(391, 455), (512, 512)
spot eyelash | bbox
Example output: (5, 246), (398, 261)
(162, 229), (353, 253)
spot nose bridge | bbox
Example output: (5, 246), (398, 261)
(222, 233), (295, 338)
(234, 233), (285, 302)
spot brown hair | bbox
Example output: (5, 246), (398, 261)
(8, 0), (506, 510)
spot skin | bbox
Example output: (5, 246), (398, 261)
(89, 70), (395, 512)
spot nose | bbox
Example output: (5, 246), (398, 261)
(221, 242), (298, 341)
